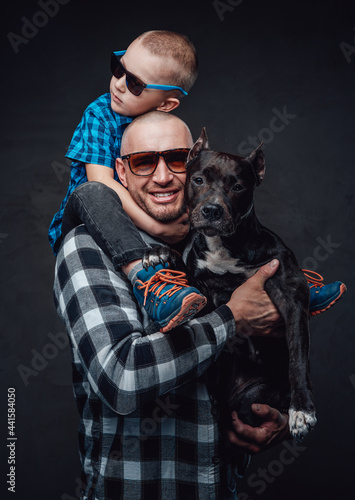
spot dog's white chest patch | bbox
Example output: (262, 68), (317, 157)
(197, 236), (248, 275)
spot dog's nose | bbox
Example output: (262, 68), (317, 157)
(201, 204), (223, 221)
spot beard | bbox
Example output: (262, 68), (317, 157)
(128, 179), (187, 223)
(140, 197), (187, 222)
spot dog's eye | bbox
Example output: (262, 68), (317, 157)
(193, 177), (204, 185)
(232, 183), (244, 192)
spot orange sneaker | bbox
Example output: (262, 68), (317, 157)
(133, 263), (207, 332)
(303, 270), (347, 316)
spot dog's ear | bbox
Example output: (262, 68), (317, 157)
(187, 127), (209, 162)
(246, 142), (265, 185)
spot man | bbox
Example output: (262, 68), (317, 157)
(53, 111), (289, 500)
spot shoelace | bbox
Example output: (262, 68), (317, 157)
(136, 269), (189, 306)
(302, 269), (324, 289)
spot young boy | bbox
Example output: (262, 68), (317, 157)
(49, 30), (208, 333)
(49, 30), (346, 332)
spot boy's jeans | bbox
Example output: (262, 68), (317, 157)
(61, 181), (154, 269)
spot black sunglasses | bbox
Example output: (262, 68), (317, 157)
(110, 51), (188, 97)
(121, 149), (190, 176)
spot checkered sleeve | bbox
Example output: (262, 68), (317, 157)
(65, 105), (117, 169)
(53, 226), (236, 416)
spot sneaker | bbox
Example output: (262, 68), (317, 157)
(302, 269), (347, 316)
(133, 263), (207, 333)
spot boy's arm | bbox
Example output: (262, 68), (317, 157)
(85, 163), (189, 244)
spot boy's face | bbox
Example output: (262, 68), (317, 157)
(116, 119), (192, 222)
(110, 41), (179, 117)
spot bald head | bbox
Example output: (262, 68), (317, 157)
(116, 111), (193, 223)
(121, 111), (193, 156)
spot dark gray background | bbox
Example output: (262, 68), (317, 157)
(1, 0), (354, 498)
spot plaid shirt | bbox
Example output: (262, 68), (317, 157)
(48, 93), (132, 254)
(53, 226), (240, 500)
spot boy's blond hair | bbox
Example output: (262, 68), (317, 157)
(136, 30), (198, 93)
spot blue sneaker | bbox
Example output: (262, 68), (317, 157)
(303, 270), (347, 316)
(133, 263), (207, 332)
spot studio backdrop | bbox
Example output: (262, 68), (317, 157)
(1, 0), (354, 499)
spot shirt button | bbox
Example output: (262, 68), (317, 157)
(212, 455), (221, 464)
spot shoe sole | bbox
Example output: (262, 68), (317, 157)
(310, 283), (347, 316)
(159, 294), (207, 333)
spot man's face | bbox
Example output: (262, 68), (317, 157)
(110, 41), (176, 117)
(116, 120), (193, 222)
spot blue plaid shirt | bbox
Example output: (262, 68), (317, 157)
(48, 93), (132, 254)
(53, 226), (242, 500)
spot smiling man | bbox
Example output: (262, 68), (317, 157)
(116, 112), (192, 221)
(54, 111), (289, 500)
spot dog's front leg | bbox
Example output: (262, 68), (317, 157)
(142, 245), (180, 269)
(285, 308), (317, 441)
(142, 245), (192, 276)
(265, 272), (317, 442)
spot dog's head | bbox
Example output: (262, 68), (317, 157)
(185, 128), (266, 237)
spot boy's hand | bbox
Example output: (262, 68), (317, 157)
(227, 405), (290, 454)
(86, 168), (190, 245)
(158, 212), (190, 244)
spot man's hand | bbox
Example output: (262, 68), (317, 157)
(226, 259), (284, 337)
(227, 404), (290, 454)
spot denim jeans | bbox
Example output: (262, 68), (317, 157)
(220, 465), (238, 500)
(61, 182), (154, 269)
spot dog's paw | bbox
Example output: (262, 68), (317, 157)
(289, 408), (317, 442)
(142, 245), (172, 269)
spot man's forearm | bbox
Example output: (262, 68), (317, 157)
(54, 226), (236, 415)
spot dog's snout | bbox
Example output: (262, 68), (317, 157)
(201, 204), (223, 221)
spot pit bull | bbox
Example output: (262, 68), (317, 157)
(143, 128), (317, 459)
